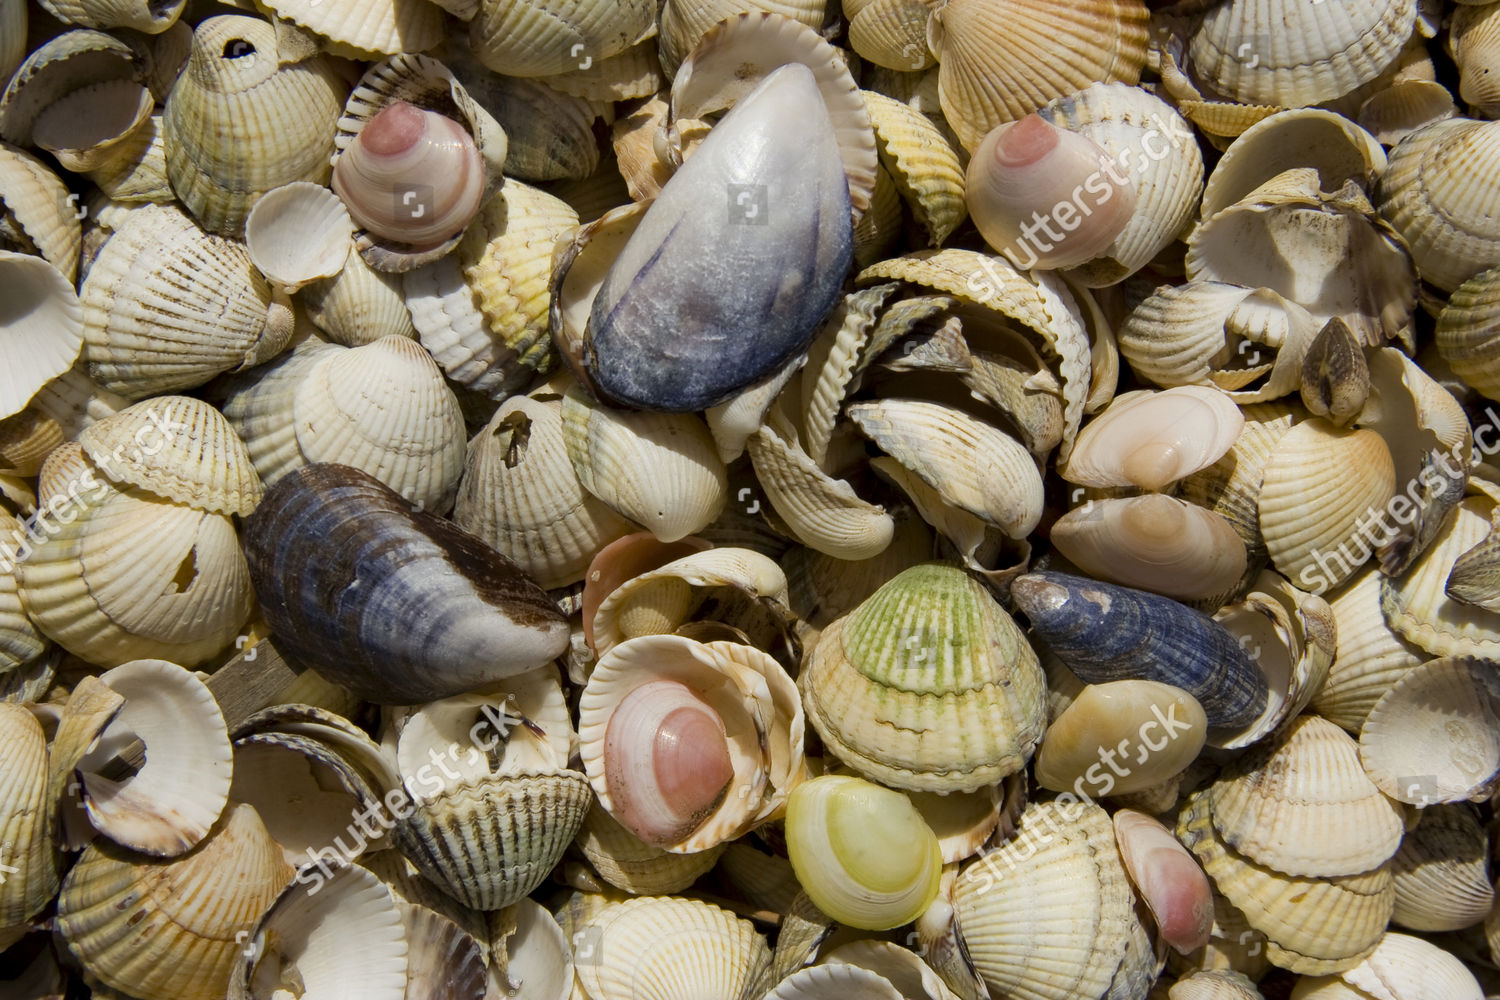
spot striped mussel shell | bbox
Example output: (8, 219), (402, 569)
(242, 463), (571, 704)
(1010, 570), (1270, 729)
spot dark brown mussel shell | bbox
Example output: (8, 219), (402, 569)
(243, 463), (569, 703)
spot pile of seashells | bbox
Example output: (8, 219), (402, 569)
(6, 0), (1500, 996)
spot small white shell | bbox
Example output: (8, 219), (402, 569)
(244, 181), (353, 292)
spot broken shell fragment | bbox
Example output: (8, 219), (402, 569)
(243, 463), (570, 704)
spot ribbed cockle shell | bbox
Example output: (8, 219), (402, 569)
(965, 113), (1135, 271)
(603, 678), (736, 848)
(331, 100), (485, 249)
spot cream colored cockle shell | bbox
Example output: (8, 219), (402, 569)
(163, 15), (349, 237)
(243, 181), (353, 293)
(1289, 931), (1485, 1000)
(1381, 496), (1500, 658)
(1176, 789), (1394, 975)
(0, 703), (59, 943)
(1312, 566), (1426, 734)
(77, 396), (263, 517)
(0, 142), (82, 282)
(579, 633), (806, 853)
(469, 0), (657, 77)
(301, 248), (416, 346)
(453, 393), (634, 591)
(574, 802), (725, 895)
(0, 251), (84, 422)
(16, 459), (255, 668)
(1358, 657), (1500, 806)
(1257, 418), (1396, 593)
(1377, 117), (1500, 293)
(565, 895), (773, 1000)
(561, 387), (728, 543)
(1388, 803), (1493, 933)
(0, 510), (46, 677)
(1450, 1), (1500, 118)
(1060, 386), (1244, 491)
(80, 203), (293, 400)
(291, 335), (468, 513)
(58, 803), (294, 1000)
(1187, 0), (1417, 108)
(256, 0), (443, 58)
(928, 0), (1150, 153)
(658, 0), (825, 76)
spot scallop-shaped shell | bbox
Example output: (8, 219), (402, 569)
(863, 89), (966, 245)
(944, 798), (1139, 1000)
(80, 203), (290, 399)
(0, 511), (46, 675)
(579, 633), (806, 852)
(584, 64), (853, 412)
(242, 463), (571, 704)
(0, 252), (84, 421)
(1381, 496), (1500, 658)
(301, 248), (416, 346)
(448, 179), (578, 396)
(1313, 567), (1426, 733)
(36, 0), (185, 33)
(58, 803), (294, 1000)
(1377, 118), (1500, 292)
(1437, 265), (1500, 400)
(1059, 387), (1244, 491)
(77, 396), (263, 516)
(575, 803), (725, 895)
(74, 659), (232, 857)
(1357, 78), (1457, 148)
(784, 774), (942, 930)
(1188, 0), (1416, 108)
(1187, 169), (1417, 348)
(1200, 110), (1387, 221)
(567, 895), (772, 1000)
(292, 335), (466, 512)
(470, 75), (601, 182)
(561, 388), (728, 543)
(454, 394), (633, 591)
(802, 562), (1046, 792)
(1036, 680), (1207, 798)
(1176, 789), (1394, 975)
(590, 546), (790, 657)
(332, 54), (508, 269)
(848, 398), (1044, 539)
(1289, 932), (1485, 1000)
(1257, 419), (1396, 593)
(0, 28), (140, 150)
(1011, 570), (1270, 728)
(215, 338), (342, 487)
(1208, 715), (1403, 878)
(0, 704), (59, 932)
(1169, 971), (1263, 1000)
(17, 475), (255, 667)
(765, 963), (905, 1000)
(0, 142), (81, 281)
(1051, 495), (1247, 601)
(228, 861), (407, 1000)
(1358, 657), (1500, 805)
(659, 0), (827, 76)
(469, 0), (655, 76)
(257, 0), (442, 58)
(163, 16), (348, 237)
(244, 182), (352, 292)
(1390, 803), (1493, 932)
(1452, 1), (1500, 118)
(1036, 82), (1205, 286)
(928, 0), (1150, 153)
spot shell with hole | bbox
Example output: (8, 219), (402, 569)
(561, 386), (728, 543)
(801, 561), (1047, 792)
(389, 666), (592, 911)
(582, 63), (857, 412)
(242, 463), (570, 704)
(578, 632), (806, 852)
(1011, 570), (1270, 729)
(79, 203), (293, 399)
(16, 450), (255, 667)
(162, 15), (349, 237)
(331, 54), (508, 271)
(784, 774), (942, 930)
(453, 391), (635, 591)
(57, 802), (294, 1000)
